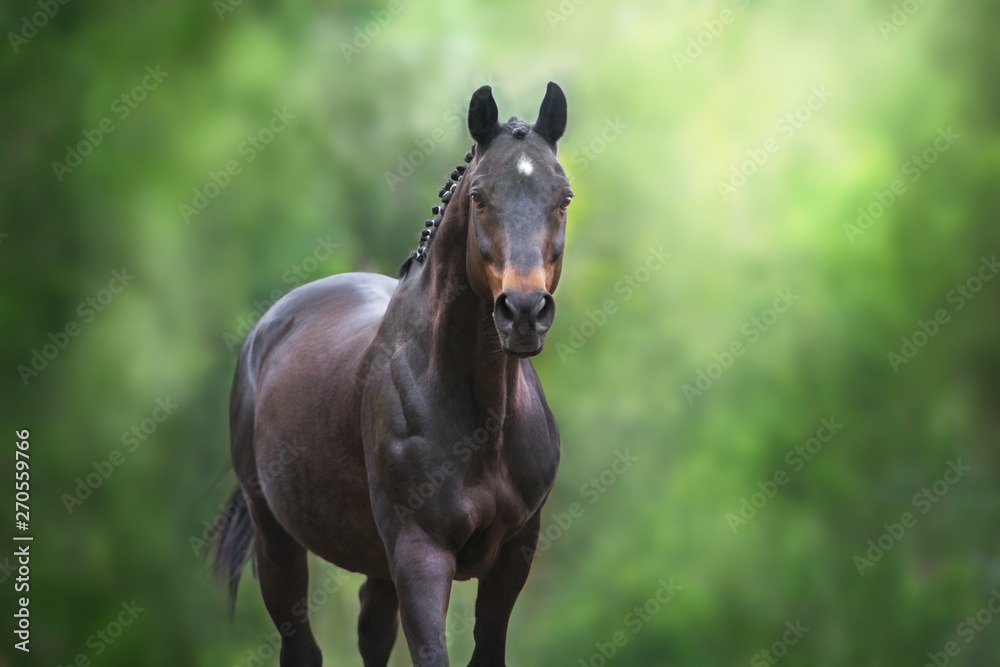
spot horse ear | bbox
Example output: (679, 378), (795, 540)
(533, 82), (567, 146)
(468, 85), (500, 146)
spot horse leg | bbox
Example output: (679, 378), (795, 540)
(390, 528), (457, 667)
(250, 499), (323, 667)
(467, 512), (541, 667)
(357, 577), (400, 667)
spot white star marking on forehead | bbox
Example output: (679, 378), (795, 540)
(516, 154), (533, 177)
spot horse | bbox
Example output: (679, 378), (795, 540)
(212, 82), (573, 667)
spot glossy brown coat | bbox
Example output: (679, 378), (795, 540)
(213, 83), (572, 667)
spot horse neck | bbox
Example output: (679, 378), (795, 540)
(412, 174), (520, 419)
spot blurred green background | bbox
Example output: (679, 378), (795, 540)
(2, 0), (999, 665)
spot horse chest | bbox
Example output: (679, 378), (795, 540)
(363, 344), (558, 576)
(452, 468), (533, 578)
(376, 414), (551, 569)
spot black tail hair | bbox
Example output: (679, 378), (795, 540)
(210, 487), (255, 614)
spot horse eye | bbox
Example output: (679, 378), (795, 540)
(560, 196), (573, 210)
(470, 192), (485, 210)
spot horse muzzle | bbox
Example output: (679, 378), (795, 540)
(493, 289), (555, 357)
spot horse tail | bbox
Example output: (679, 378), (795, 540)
(210, 486), (255, 614)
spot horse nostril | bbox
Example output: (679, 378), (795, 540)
(495, 294), (516, 327)
(535, 294), (555, 331)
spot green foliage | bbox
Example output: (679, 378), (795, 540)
(2, 0), (998, 665)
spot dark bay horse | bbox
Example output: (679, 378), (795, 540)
(213, 83), (572, 666)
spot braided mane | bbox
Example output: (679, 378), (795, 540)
(397, 145), (476, 278)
